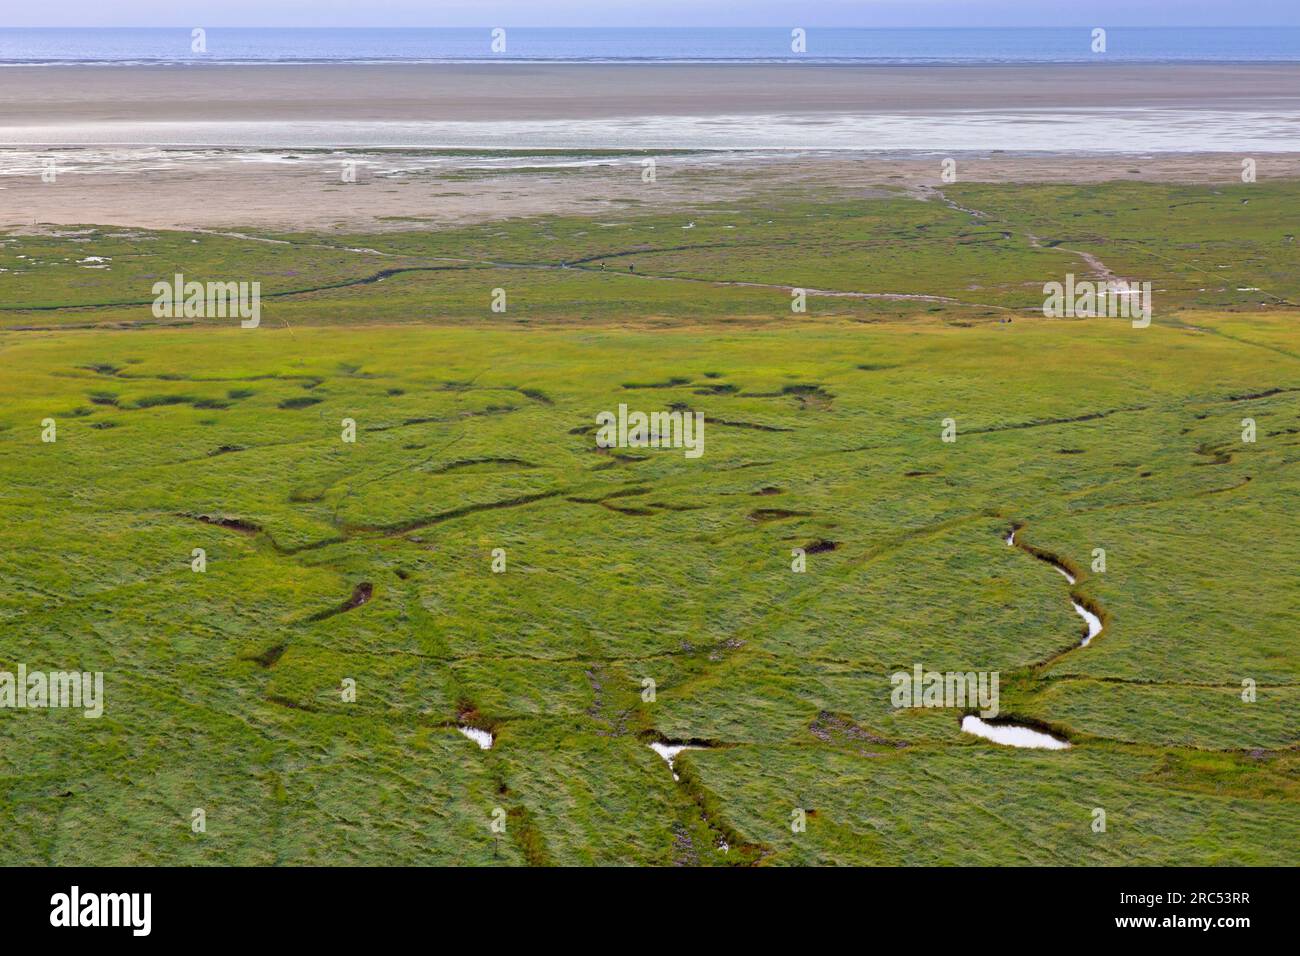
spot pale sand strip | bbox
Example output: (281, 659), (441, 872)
(4, 151), (1299, 232)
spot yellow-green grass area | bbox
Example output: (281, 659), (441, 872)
(2, 181), (1297, 332)
(676, 745), (1300, 866)
(0, 293), (1296, 865)
(950, 181), (1300, 310)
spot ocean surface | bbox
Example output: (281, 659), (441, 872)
(2, 27), (1299, 65)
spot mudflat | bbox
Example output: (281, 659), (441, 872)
(4, 149), (1299, 232)
(4, 63), (1300, 125)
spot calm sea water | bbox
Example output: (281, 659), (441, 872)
(2, 27), (1299, 64)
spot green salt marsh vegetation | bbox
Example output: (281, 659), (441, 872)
(0, 180), (1296, 864)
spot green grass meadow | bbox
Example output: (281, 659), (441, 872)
(1, 179), (1297, 864)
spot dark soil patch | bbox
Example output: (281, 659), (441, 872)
(748, 508), (810, 523)
(243, 642), (287, 668)
(186, 513), (261, 534)
(693, 383), (739, 395)
(622, 377), (691, 389)
(306, 582), (374, 622)
(429, 457), (535, 474)
(810, 711), (906, 749)
(278, 396), (324, 410)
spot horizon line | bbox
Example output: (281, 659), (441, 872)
(5, 24), (1300, 30)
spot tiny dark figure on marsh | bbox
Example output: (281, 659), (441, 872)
(629, 263), (635, 272)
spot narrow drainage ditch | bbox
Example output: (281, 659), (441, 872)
(649, 742), (704, 782)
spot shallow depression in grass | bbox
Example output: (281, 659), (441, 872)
(961, 716), (1071, 750)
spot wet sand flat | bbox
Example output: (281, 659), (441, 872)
(3, 62), (1299, 231)
(4, 63), (1300, 125)
(5, 149), (1300, 232)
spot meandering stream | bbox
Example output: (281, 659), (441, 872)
(1006, 528), (1102, 647)
(968, 525), (1105, 748)
(1052, 564), (1104, 646)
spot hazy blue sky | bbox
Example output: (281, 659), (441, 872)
(3, 1), (1298, 28)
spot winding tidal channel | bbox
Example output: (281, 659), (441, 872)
(961, 526), (1109, 749)
(1007, 528), (1103, 647)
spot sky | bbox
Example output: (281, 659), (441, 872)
(3, 1), (1298, 28)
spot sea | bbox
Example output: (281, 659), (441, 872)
(1, 27), (1298, 65)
